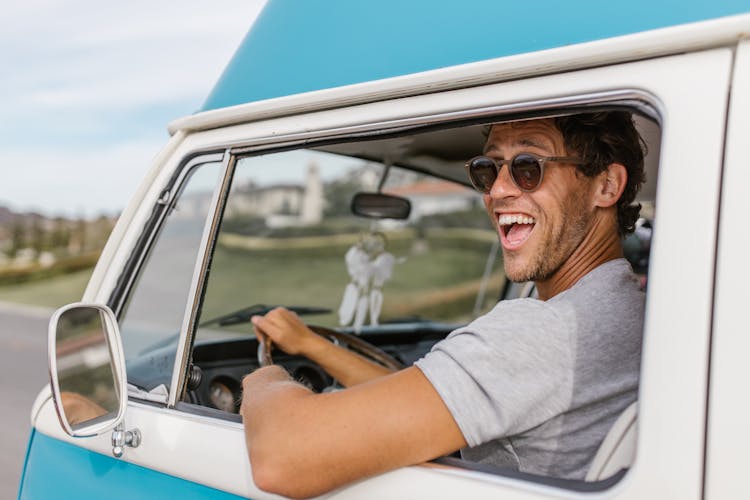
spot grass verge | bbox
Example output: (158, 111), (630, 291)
(0, 268), (92, 309)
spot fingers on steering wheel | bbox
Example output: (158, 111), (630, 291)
(257, 334), (273, 367)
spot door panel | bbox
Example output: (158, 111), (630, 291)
(19, 430), (246, 500)
(28, 48), (732, 499)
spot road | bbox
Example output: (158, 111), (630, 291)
(0, 302), (51, 499)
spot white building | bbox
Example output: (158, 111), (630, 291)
(224, 162), (324, 227)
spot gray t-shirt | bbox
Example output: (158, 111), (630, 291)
(415, 258), (644, 480)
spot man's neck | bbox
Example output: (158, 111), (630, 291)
(535, 217), (623, 301)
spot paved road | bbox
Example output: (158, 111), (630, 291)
(0, 302), (51, 499)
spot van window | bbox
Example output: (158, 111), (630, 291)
(119, 161), (223, 391)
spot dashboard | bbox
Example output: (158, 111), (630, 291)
(188, 325), (454, 414)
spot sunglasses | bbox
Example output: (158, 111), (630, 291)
(465, 153), (585, 193)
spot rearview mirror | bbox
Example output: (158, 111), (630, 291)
(351, 192), (411, 220)
(48, 303), (127, 437)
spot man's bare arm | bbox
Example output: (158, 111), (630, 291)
(252, 308), (394, 386)
(241, 365), (466, 499)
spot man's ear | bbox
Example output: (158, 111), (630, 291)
(593, 163), (627, 208)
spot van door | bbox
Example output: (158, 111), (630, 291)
(23, 48), (731, 500)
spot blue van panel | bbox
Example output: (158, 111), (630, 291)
(202, 0), (749, 111)
(18, 431), (248, 500)
(17, 429), (36, 500)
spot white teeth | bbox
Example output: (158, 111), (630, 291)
(497, 214), (536, 226)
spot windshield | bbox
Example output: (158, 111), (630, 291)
(195, 148), (505, 344)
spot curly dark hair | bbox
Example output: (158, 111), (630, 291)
(554, 112), (646, 236)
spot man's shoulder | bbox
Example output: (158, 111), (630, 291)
(486, 296), (555, 319)
(577, 258), (641, 289)
(549, 258), (645, 339)
(459, 296), (570, 340)
(556, 258), (643, 303)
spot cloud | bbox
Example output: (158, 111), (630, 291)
(0, 139), (166, 217)
(1, 0), (267, 216)
(4, 1), (265, 111)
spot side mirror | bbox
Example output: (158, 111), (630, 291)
(48, 303), (127, 437)
(351, 192), (411, 220)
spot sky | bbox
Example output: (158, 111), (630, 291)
(1, 0), (267, 218)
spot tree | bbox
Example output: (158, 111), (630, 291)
(30, 216), (44, 255)
(8, 218), (25, 258)
(50, 217), (71, 252)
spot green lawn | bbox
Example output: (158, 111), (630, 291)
(200, 230), (504, 332)
(0, 268), (92, 309)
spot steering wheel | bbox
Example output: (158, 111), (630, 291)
(257, 325), (403, 371)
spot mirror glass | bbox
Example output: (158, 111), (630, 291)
(54, 306), (120, 432)
(351, 192), (411, 219)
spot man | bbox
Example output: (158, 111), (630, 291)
(241, 112), (646, 498)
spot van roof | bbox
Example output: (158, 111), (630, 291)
(200, 0), (749, 112)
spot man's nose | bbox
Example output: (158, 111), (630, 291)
(488, 164), (522, 199)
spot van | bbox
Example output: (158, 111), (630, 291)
(18, 1), (750, 498)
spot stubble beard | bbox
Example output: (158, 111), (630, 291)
(502, 193), (591, 283)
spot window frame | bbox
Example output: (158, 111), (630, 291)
(106, 91), (661, 425)
(108, 151), (230, 405)
(176, 95), (660, 490)
(117, 91), (660, 410)
(109, 152), (226, 317)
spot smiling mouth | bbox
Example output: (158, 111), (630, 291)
(498, 213), (536, 249)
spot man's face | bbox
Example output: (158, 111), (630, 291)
(483, 119), (596, 283)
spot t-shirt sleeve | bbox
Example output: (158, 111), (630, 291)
(414, 299), (575, 447)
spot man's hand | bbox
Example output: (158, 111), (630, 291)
(251, 307), (393, 386)
(251, 307), (320, 356)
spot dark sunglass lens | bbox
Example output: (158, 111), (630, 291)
(469, 157), (498, 193)
(510, 155), (542, 191)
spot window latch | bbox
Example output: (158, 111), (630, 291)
(156, 189), (171, 206)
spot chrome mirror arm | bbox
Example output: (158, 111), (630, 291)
(111, 423), (141, 458)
